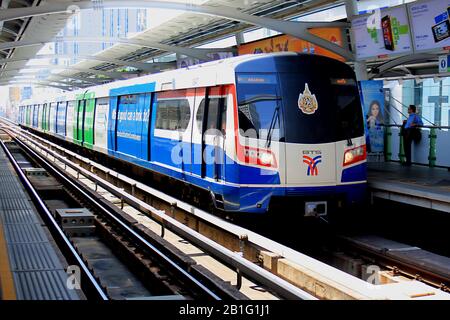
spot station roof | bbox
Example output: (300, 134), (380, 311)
(2, 0), (436, 89)
(0, 0), (341, 89)
(0, 0), (72, 81)
(61, 0), (332, 79)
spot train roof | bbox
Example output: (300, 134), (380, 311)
(22, 52), (340, 105)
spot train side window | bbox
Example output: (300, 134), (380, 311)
(155, 102), (168, 129)
(220, 99), (227, 135)
(156, 98), (190, 131)
(179, 100), (190, 131)
(197, 97), (227, 134)
(196, 99), (205, 133)
(206, 99), (219, 131)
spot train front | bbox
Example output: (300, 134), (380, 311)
(231, 53), (367, 217)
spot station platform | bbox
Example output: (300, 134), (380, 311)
(367, 162), (450, 213)
(0, 146), (79, 300)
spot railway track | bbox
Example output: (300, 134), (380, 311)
(1, 118), (449, 300)
(0, 136), (107, 300)
(0, 132), (242, 300)
(335, 235), (450, 292)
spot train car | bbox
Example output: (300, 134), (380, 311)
(18, 53), (367, 216)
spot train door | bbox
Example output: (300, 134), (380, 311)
(41, 104), (46, 131)
(139, 93), (151, 160)
(191, 88), (206, 177)
(76, 99), (85, 144)
(180, 89), (195, 174)
(43, 104), (47, 131)
(33, 105), (38, 127)
(56, 102), (67, 136)
(50, 103), (57, 133)
(66, 101), (75, 141)
(152, 90), (190, 173)
(83, 98), (96, 148)
(94, 98), (109, 151)
(46, 103), (51, 132)
(37, 104), (43, 129)
(116, 94), (140, 157)
(25, 106), (29, 125)
(199, 86), (228, 181)
(44, 103), (49, 131)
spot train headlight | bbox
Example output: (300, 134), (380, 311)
(344, 152), (354, 163)
(343, 145), (366, 166)
(259, 151), (274, 165)
(241, 145), (278, 168)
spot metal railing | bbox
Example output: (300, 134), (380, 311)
(381, 124), (450, 168)
(374, 92), (450, 168)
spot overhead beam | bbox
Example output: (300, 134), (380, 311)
(2, 72), (105, 85)
(0, 54), (177, 72)
(0, 0), (353, 60)
(369, 54), (437, 79)
(0, 64), (132, 79)
(0, 36), (233, 61)
(0, 76), (86, 88)
(0, 81), (75, 91)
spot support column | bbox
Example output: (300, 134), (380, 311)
(235, 32), (245, 46)
(345, 0), (368, 81)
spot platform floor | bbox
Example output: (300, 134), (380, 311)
(368, 162), (450, 212)
(0, 146), (79, 300)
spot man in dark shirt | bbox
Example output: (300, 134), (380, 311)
(403, 105), (423, 166)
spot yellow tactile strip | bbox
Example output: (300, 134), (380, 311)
(0, 219), (16, 300)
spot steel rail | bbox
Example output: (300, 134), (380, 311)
(3, 117), (450, 299)
(0, 131), (109, 301)
(6, 129), (223, 301)
(4, 123), (317, 300)
(13, 124), (375, 297)
(337, 236), (450, 292)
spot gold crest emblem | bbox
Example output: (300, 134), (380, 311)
(298, 83), (318, 115)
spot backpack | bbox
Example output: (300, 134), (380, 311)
(411, 115), (422, 143)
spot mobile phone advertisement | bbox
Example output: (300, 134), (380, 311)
(409, 0), (450, 51)
(351, 5), (412, 60)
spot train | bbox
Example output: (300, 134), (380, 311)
(17, 53), (367, 217)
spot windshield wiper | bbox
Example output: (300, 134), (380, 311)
(265, 105), (280, 149)
(238, 94), (280, 106)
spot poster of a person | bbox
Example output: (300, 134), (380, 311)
(366, 100), (384, 128)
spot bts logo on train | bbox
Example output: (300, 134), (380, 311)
(302, 150), (322, 176)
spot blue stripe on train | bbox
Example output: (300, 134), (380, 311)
(341, 163), (367, 183)
(102, 147), (367, 213)
(112, 137), (280, 185)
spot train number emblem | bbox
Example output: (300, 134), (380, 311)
(303, 155), (322, 176)
(298, 83), (318, 115)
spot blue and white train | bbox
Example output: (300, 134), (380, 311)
(18, 53), (367, 216)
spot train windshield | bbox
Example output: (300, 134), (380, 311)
(277, 66), (364, 144)
(236, 74), (282, 141)
(236, 66), (364, 144)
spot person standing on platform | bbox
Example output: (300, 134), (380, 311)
(402, 105), (423, 166)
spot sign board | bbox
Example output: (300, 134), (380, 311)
(409, 0), (450, 52)
(238, 28), (345, 62)
(439, 55), (450, 73)
(177, 52), (235, 68)
(351, 5), (412, 60)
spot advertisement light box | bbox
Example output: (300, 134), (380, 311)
(409, 0), (450, 52)
(351, 5), (412, 60)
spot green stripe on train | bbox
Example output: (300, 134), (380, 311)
(75, 92), (95, 148)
